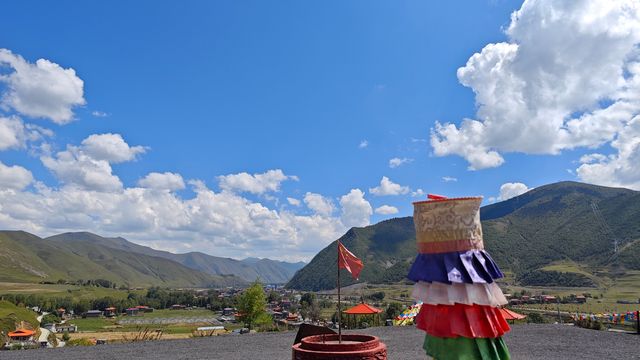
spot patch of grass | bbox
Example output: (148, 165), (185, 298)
(134, 308), (215, 319)
(0, 300), (38, 331)
(72, 317), (117, 332)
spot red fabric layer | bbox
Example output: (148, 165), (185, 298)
(416, 303), (510, 339)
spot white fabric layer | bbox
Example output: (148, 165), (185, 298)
(412, 281), (508, 307)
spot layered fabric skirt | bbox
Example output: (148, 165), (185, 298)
(410, 196), (511, 359)
(423, 335), (510, 360)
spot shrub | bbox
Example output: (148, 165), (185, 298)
(66, 338), (95, 346)
(526, 313), (546, 324)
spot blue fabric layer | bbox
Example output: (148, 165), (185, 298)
(408, 250), (504, 284)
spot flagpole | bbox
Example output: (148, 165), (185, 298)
(337, 240), (342, 343)
(338, 240), (342, 344)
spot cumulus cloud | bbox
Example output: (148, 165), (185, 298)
(339, 189), (372, 228)
(374, 205), (398, 215)
(303, 192), (334, 216)
(0, 173), (374, 261)
(287, 197), (301, 206)
(497, 182), (530, 201)
(0, 161), (33, 190)
(41, 133), (144, 192)
(0, 49), (85, 124)
(369, 176), (410, 196)
(138, 172), (185, 191)
(359, 140), (368, 149)
(577, 115), (640, 190)
(81, 133), (146, 163)
(0, 116), (51, 151)
(431, 0), (640, 174)
(389, 157), (413, 168)
(442, 176), (458, 182)
(217, 169), (295, 194)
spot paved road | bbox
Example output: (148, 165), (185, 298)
(36, 312), (50, 346)
(2, 324), (639, 359)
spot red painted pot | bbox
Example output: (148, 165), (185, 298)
(292, 334), (387, 360)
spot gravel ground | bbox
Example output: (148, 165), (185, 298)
(3, 324), (639, 359)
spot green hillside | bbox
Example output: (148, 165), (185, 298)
(0, 300), (39, 336)
(0, 231), (243, 288)
(287, 181), (640, 291)
(287, 217), (416, 291)
(47, 233), (304, 283)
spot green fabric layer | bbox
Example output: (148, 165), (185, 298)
(423, 335), (510, 360)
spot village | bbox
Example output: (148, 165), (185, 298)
(4, 279), (639, 352)
(2, 283), (388, 350)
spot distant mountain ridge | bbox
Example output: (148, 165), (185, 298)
(287, 181), (640, 291)
(0, 231), (243, 288)
(45, 232), (305, 284)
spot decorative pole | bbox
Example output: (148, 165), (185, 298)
(337, 240), (342, 343)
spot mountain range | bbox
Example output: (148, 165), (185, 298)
(0, 231), (305, 287)
(287, 181), (640, 291)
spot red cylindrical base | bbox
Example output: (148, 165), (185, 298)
(292, 334), (387, 360)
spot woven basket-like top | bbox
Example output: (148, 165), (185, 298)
(413, 197), (483, 253)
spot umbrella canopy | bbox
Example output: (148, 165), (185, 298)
(343, 303), (383, 315)
(499, 308), (526, 320)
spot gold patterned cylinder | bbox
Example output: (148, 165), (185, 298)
(413, 197), (484, 253)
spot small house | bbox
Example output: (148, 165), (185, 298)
(576, 295), (587, 304)
(56, 324), (77, 333)
(222, 307), (235, 316)
(170, 304), (186, 310)
(126, 308), (139, 316)
(42, 323), (57, 332)
(135, 305), (154, 313)
(86, 310), (102, 318)
(104, 307), (117, 317)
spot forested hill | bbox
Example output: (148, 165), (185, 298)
(287, 181), (640, 291)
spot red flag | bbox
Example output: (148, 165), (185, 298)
(338, 241), (363, 280)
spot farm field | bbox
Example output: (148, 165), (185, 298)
(0, 282), (145, 300)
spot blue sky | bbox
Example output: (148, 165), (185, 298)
(1, 1), (639, 260)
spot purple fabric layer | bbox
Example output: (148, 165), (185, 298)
(408, 250), (504, 284)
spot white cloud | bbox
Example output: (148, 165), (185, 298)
(0, 173), (375, 261)
(287, 197), (301, 206)
(0, 116), (51, 151)
(430, 0), (640, 173)
(497, 182), (530, 201)
(389, 157), (413, 168)
(81, 133), (146, 163)
(411, 189), (425, 198)
(303, 192), (334, 216)
(217, 169), (295, 194)
(0, 161), (32, 190)
(369, 176), (410, 196)
(41, 133), (145, 192)
(138, 172), (185, 191)
(442, 176), (458, 182)
(374, 205), (398, 215)
(339, 188), (372, 228)
(0, 49), (85, 124)
(91, 111), (108, 117)
(577, 115), (640, 190)
(359, 140), (368, 149)
(41, 148), (123, 192)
